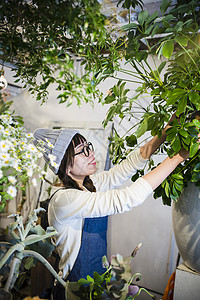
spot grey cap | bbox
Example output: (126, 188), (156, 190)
(33, 128), (78, 174)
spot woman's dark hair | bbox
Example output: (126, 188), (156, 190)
(57, 133), (96, 192)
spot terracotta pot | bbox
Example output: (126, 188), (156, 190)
(172, 183), (200, 273)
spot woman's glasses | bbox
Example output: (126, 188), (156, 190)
(74, 142), (94, 157)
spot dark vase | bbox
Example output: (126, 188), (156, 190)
(172, 183), (200, 273)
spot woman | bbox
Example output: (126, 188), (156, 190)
(33, 126), (190, 299)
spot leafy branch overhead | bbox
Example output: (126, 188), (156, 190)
(0, 0), (117, 105)
(100, 0), (200, 205)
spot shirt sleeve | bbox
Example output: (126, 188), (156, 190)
(51, 177), (153, 222)
(91, 148), (148, 191)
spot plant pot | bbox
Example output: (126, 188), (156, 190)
(172, 183), (200, 273)
(0, 288), (12, 300)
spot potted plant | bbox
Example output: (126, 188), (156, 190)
(89, 0), (200, 272)
(0, 209), (64, 299)
(64, 243), (160, 300)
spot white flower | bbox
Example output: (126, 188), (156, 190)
(26, 133), (33, 139)
(27, 168), (33, 177)
(0, 140), (11, 152)
(8, 176), (17, 185)
(48, 154), (57, 165)
(32, 178), (37, 187)
(51, 161), (59, 169)
(7, 186), (17, 198)
(45, 138), (54, 148)
(3, 129), (10, 136)
(13, 162), (22, 172)
(27, 143), (37, 152)
(0, 170), (3, 179)
(1, 153), (12, 167)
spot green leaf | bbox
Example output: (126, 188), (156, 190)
(104, 94), (116, 104)
(194, 163), (200, 171)
(162, 41), (174, 59)
(160, 0), (171, 14)
(164, 180), (170, 197)
(167, 88), (186, 105)
(175, 36), (188, 47)
(172, 184), (180, 198)
(126, 134), (137, 147)
(78, 278), (91, 285)
(176, 95), (187, 116)
(86, 275), (94, 282)
(193, 119), (200, 128)
(158, 61), (167, 74)
(191, 172), (200, 183)
(174, 181), (184, 192)
(179, 129), (188, 138)
(171, 135), (182, 152)
(136, 113), (156, 138)
(189, 143), (199, 157)
(193, 83), (200, 91)
(138, 10), (149, 26)
(146, 11), (159, 26)
(189, 92), (200, 109)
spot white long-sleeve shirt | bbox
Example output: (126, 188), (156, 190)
(48, 148), (153, 279)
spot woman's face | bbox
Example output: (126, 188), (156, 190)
(68, 141), (97, 183)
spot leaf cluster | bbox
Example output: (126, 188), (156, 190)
(100, 0), (200, 205)
(0, 0), (113, 105)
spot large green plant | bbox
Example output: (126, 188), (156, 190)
(94, 0), (200, 205)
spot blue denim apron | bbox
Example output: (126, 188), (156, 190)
(53, 216), (108, 299)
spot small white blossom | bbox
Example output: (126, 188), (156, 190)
(7, 186), (17, 198)
(0, 140), (11, 152)
(0, 170), (3, 179)
(27, 143), (37, 152)
(26, 132), (33, 139)
(48, 153), (56, 164)
(32, 178), (37, 187)
(51, 161), (59, 169)
(27, 168), (33, 177)
(8, 176), (17, 185)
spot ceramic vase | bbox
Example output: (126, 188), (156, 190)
(172, 183), (200, 273)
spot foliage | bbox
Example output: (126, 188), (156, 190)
(96, 0), (200, 205)
(65, 243), (159, 300)
(0, 209), (63, 294)
(0, 94), (45, 212)
(0, 0), (116, 105)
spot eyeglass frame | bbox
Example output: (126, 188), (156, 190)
(73, 142), (94, 157)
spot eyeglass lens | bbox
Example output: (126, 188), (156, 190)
(84, 142), (94, 156)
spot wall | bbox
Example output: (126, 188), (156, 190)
(3, 56), (179, 296)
